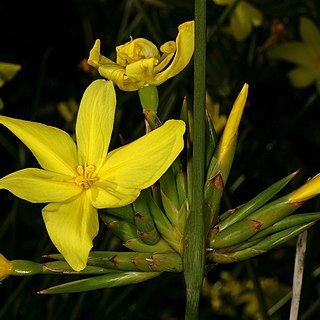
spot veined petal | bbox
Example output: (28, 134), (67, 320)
(152, 21), (194, 85)
(288, 66), (319, 88)
(0, 116), (77, 176)
(300, 17), (320, 49)
(125, 58), (158, 83)
(88, 40), (129, 89)
(116, 38), (160, 65)
(154, 41), (175, 74)
(90, 183), (139, 208)
(0, 168), (82, 203)
(98, 120), (185, 200)
(268, 42), (316, 66)
(76, 80), (116, 172)
(42, 193), (99, 271)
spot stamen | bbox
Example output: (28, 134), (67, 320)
(74, 165), (97, 189)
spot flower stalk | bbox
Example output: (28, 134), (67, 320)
(183, 1), (207, 319)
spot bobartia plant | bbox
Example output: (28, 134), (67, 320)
(1, 10), (320, 320)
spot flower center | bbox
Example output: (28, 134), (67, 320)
(74, 165), (97, 189)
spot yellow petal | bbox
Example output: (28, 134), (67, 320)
(300, 17), (320, 49)
(0, 116), (78, 176)
(125, 58), (158, 83)
(76, 80), (116, 171)
(289, 174), (320, 202)
(230, 2), (262, 41)
(0, 62), (21, 88)
(42, 193), (99, 271)
(288, 66), (319, 88)
(154, 41), (175, 74)
(90, 183), (139, 208)
(116, 38), (160, 66)
(153, 21), (194, 85)
(95, 120), (185, 208)
(268, 42), (316, 66)
(231, 3), (252, 41)
(0, 253), (12, 281)
(88, 40), (141, 91)
(0, 168), (82, 203)
(243, 1), (263, 27)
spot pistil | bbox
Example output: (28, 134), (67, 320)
(74, 165), (97, 189)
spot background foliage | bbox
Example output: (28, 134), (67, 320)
(1, 0), (320, 319)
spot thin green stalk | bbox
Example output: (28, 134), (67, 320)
(183, 1), (206, 319)
(245, 260), (269, 320)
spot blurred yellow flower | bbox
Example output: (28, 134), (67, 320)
(0, 254), (12, 281)
(206, 92), (227, 134)
(0, 80), (185, 271)
(268, 17), (320, 92)
(0, 62), (21, 109)
(88, 21), (194, 91)
(57, 98), (78, 123)
(213, 0), (263, 41)
(203, 271), (290, 320)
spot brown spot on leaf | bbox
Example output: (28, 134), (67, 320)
(131, 258), (138, 267)
(290, 201), (305, 207)
(135, 212), (143, 220)
(108, 255), (118, 265)
(253, 249), (266, 255)
(137, 231), (145, 238)
(249, 219), (263, 233)
(209, 172), (224, 190)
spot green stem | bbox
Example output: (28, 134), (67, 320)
(245, 260), (269, 320)
(183, 1), (207, 319)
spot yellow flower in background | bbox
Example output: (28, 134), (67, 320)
(268, 17), (320, 92)
(203, 272), (290, 320)
(0, 80), (185, 271)
(88, 21), (194, 91)
(0, 254), (12, 281)
(206, 92), (227, 134)
(57, 98), (78, 123)
(0, 62), (21, 109)
(213, 0), (263, 41)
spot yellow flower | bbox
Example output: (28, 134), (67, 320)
(0, 254), (12, 281)
(0, 80), (185, 271)
(0, 62), (21, 109)
(88, 21), (194, 91)
(206, 92), (227, 134)
(268, 17), (320, 92)
(213, 0), (263, 41)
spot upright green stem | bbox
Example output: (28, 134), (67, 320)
(183, 1), (206, 319)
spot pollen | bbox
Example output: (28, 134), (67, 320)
(74, 165), (97, 189)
